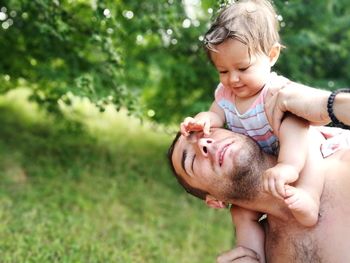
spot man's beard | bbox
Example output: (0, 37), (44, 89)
(225, 143), (266, 201)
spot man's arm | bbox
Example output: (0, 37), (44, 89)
(230, 206), (266, 263)
(217, 246), (261, 263)
(265, 83), (331, 134)
(267, 83), (350, 133)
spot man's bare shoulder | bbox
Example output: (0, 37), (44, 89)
(338, 148), (350, 162)
(329, 148), (350, 167)
(324, 149), (350, 199)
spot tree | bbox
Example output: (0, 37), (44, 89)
(1, 0), (349, 124)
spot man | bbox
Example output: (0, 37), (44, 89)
(168, 127), (350, 262)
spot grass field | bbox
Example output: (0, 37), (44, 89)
(0, 89), (233, 263)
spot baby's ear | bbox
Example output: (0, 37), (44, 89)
(205, 195), (228, 209)
(268, 43), (281, 66)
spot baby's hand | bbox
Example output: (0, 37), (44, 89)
(263, 163), (299, 199)
(180, 116), (211, 136)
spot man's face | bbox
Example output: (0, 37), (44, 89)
(171, 128), (263, 201)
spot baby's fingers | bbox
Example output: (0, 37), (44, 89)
(180, 117), (198, 136)
(265, 177), (284, 200)
(203, 120), (211, 135)
(183, 117), (196, 126)
(275, 179), (286, 198)
(180, 122), (190, 136)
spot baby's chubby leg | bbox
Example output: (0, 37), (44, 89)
(284, 185), (319, 227)
(263, 162), (321, 227)
(285, 127), (326, 227)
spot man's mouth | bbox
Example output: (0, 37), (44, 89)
(219, 142), (232, 166)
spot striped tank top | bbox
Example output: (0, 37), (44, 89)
(215, 83), (279, 155)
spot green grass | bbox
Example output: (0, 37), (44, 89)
(0, 89), (233, 263)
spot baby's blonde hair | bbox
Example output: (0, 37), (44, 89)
(204, 0), (281, 58)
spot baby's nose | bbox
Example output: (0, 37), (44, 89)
(229, 71), (239, 83)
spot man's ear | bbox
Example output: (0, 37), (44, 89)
(268, 43), (281, 67)
(205, 195), (228, 209)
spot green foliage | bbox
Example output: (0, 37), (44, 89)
(1, 0), (140, 114)
(1, 0), (349, 124)
(274, 0), (350, 88)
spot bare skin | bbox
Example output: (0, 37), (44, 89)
(265, 83), (350, 133)
(215, 147), (350, 263)
(170, 128), (350, 263)
(180, 38), (322, 227)
(264, 149), (350, 263)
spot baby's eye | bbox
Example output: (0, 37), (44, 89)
(219, 70), (228, 74)
(238, 66), (249, 72)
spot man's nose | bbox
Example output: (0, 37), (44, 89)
(198, 138), (214, 157)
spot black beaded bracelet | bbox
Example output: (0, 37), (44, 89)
(327, 88), (350, 129)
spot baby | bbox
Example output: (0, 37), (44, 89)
(180, 1), (324, 262)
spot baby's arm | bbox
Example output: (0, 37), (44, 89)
(230, 206), (265, 263)
(180, 101), (225, 136)
(263, 114), (309, 198)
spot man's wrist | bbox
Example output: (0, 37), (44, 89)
(327, 89), (350, 129)
(334, 92), (350, 125)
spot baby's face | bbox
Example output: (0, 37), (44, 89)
(210, 38), (272, 98)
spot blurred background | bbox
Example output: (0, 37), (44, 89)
(0, 0), (349, 262)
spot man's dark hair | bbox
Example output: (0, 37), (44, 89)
(167, 132), (209, 200)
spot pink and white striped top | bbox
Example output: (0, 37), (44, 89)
(215, 83), (279, 155)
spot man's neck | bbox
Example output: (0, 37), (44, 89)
(231, 153), (292, 220)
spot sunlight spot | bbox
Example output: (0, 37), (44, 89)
(30, 58), (37, 66)
(4, 75), (10, 81)
(123, 10), (134, 19)
(182, 18), (191, 28)
(0, 12), (7, 21)
(147, 109), (155, 118)
(103, 8), (111, 18)
(166, 29), (173, 35)
(198, 35), (204, 41)
(171, 39), (178, 45)
(191, 44), (198, 51)
(208, 8), (213, 14)
(136, 34), (144, 45)
(107, 28), (114, 34)
(328, 81), (335, 88)
(1, 7), (7, 13)
(2, 21), (9, 29)
(193, 20), (200, 27)
(277, 15), (283, 21)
